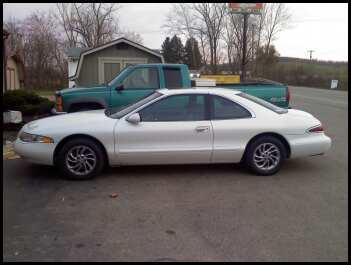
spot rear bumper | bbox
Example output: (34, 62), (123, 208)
(288, 134), (332, 158)
(51, 108), (67, 115)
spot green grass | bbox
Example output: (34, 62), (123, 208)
(261, 60), (348, 90)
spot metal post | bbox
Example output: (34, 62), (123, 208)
(241, 13), (249, 82)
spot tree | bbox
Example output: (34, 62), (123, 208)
(161, 37), (173, 63)
(161, 35), (185, 64)
(3, 17), (23, 55)
(256, 45), (280, 77)
(4, 11), (67, 90)
(56, 3), (121, 48)
(221, 3), (291, 76)
(120, 30), (143, 44)
(184, 37), (202, 69)
(192, 3), (227, 74)
(170, 35), (186, 63)
(261, 3), (291, 54)
(163, 3), (227, 74)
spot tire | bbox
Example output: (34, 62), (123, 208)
(57, 138), (106, 180)
(245, 136), (287, 176)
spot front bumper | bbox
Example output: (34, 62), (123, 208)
(51, 108), (67, 115)
(13, 138), (56, 165)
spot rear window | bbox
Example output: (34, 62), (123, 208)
(237, 93), (288, 114)
(164, 68), (182, 89)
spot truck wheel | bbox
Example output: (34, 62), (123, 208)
(245, 136), (287, 176)
(57, 138), (105, 180)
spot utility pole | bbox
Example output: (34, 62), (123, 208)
(308, 50), (315, 60)
(241, 13), (249, 82)
(228, 3), (263, 82)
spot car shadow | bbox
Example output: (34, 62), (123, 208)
(24, 158), (321, 182)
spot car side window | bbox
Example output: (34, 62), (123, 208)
(164, 68), (182, 89)
(139, 94), (206, 122)
(122, 67), (159, 89)
(212, 95), (252, 120)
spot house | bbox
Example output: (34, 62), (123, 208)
(67, 37), (164, 88)
(3, 29), (25, 92)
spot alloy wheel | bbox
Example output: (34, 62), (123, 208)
(65, 145), (97, 176)
(253, 143), (281, 171)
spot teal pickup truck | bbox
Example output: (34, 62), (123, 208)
(53, 64), (290, 113)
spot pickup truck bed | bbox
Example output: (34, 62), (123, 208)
(219, 82), (289, 108)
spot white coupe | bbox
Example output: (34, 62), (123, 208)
(14, 88), (331, 179)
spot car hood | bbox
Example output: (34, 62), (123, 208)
(23, 110), (114, 134)
(57, 85), (108, 95)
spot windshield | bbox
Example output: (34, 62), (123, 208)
(107, 66), (130, 86)
(106, 92), (163, 118)
(237, 92), (288, 114)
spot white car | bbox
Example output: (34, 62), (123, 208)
(14, 88), (331, 180)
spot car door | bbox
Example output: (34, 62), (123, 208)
(115, 94), (213, 165)
(209, 95), (255, 163)
(109, 66), (160, 109)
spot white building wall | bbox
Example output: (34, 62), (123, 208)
(68, 59), (78, 87)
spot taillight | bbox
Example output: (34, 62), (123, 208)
(286, 86), (291, 103)
(308, 125), (324, 133)
(56, 95), (63, 112)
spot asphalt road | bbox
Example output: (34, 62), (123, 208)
(3, 86), (348, 261)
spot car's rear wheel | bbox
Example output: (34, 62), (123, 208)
(245, 136), (287, 176)
(57, 138), (105, 180)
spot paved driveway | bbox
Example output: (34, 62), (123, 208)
(3, 86), (348, 261)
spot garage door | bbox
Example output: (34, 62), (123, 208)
(99, 57), (148, 84)
(104, 63), (121, 83)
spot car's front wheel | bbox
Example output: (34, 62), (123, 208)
(245, 136), (287, 176)
(57, 138), (105, 180)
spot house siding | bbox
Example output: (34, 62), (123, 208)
(6, 57), (21, 91)
(75, 43), (162, 86)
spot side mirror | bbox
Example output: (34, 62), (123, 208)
(116, 84), (124, 91)
(126, 113), (140, 124)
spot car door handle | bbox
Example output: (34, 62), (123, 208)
(195, 126), (210, 132)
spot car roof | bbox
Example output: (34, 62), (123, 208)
(157, 87), (241, 96)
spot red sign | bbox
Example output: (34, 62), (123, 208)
(229, 3), (263, 14)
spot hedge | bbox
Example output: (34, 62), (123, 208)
(3, 89), (55, 116)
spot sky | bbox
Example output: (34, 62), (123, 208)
(3, 3), (348, 61)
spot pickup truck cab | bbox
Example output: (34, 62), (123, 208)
(53, 63), (289, 113)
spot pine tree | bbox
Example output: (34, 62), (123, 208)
(161, 37), (173, 63)
(169, 35), (185, 63)
(161, 35), (187, 64)
(184, 37), (202, 69)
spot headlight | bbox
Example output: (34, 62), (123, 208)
(19, 132), (54, 143)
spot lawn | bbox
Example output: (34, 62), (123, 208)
(262, 60), (348, 90)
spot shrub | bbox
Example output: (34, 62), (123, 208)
(3, 89), (54, 116)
